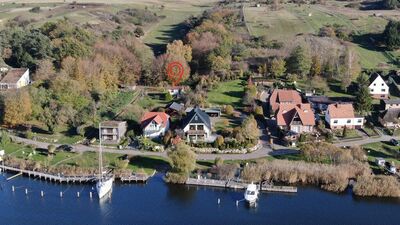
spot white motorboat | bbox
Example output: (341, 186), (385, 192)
(96, 123), (114, 199)
(244, 183), (259, 206)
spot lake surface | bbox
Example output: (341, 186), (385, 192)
(0, 172), (399, 225)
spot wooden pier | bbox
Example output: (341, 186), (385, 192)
(186, 178), (297, 193)
(0, 165), (96, 183)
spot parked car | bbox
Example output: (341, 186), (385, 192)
(390, 139), (399, 146)
(57, 145), (74, 152)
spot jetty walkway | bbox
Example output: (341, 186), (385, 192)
(0, 164), (151, 183)
(186, 177), (297, 193)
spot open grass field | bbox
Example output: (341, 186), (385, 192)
(363, 141), (400, 171)
(207, 79), (245, 108)
(0, 0), (217, 54)
(243, 3), (399, 69)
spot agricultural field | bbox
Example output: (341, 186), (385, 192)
(243, 2), (400, 69)
(0, 0), (217, 54)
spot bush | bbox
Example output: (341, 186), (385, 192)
(224, 105), (234, 115)
(134, 27), (144, 37)
(165, 92), (173, 101)
(47, 144), (56, 155)
(29, 6), (41, 13)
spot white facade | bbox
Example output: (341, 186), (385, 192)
(325, 111), (364, 129)
(143, 120), (170, 138)
(17, 70), (30, 88)
(183, 123), (211, 142)
(369, 74), (389, 98)
(0, 69), (30, 90)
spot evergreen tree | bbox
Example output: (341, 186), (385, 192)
(355, 85), (373, 116)
(287, 46), (311, 78)
(384, 20), (400, 50)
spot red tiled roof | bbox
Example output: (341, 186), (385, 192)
(269, 89), (302, 112)
(140, 112), (170, 128)
(327, 104), (355, 119)
(277, 104), (315, 126)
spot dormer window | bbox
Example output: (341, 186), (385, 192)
(374, 83), (376, 86)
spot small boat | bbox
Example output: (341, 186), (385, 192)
(244, 183), (259, 206)
(96, 123), (114, 199)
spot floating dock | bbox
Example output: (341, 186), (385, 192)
(186, 178), (297, 193)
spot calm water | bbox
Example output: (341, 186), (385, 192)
(0, 173), (399, 225)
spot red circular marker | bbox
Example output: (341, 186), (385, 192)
(167, 62), (184, 86)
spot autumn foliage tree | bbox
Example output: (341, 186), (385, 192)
(3, 90), (32, 127)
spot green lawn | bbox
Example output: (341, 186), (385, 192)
(213, 114), (242, 132)
(363, 141), (400, 171)
(0, 142), (165, 175)
(207, 79), (245, 108)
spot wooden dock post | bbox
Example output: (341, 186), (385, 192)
(217, 198), (220, 204)
(12, 185), (15, 192)
(25, 188), (28, 195)
(89, 191), (93, 199)
(40, 191), (44, 197)
(236, 200), (239, 206)
(60, 191), (63, 198)
(77, 192), (80, 198)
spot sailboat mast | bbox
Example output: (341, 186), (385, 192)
(98, 123), (103, 181)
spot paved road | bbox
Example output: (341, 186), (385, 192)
(11, 132), (391, 161)
(10, 135), (276, 161)
(334, 133), (394, 147)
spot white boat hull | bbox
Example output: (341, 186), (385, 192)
(96, 176), (114, 199)
(244, 183), (259, 206)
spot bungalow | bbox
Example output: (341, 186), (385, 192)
(0, 68), (30, 90)
(379, 108), (400, 128)
(369, 73), (389, 99)
(269, 89), (302, 114)
(182, 107), (212, 142)
(100, 121), (127, 144)
(276, 104), (315, 133)
(325, 103), (364, 129)
(382, 99), (400, 110)
(141, 112), (170, 138)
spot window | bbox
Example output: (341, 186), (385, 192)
(333, 120), (338, 124)
(357, 119), (362, 123)
(373, 83), (376, 86)
(347, 119), (351, 124)
(190, 125), (196, 130)
(382, 83), (385, 86)
(370, 89), (374, 92)
(197, 125), (204, 130)
(381, 89), (386, 92)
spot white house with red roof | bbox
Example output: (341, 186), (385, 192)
(141, 112), (170, 138)
(325, 103), (364, 129)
